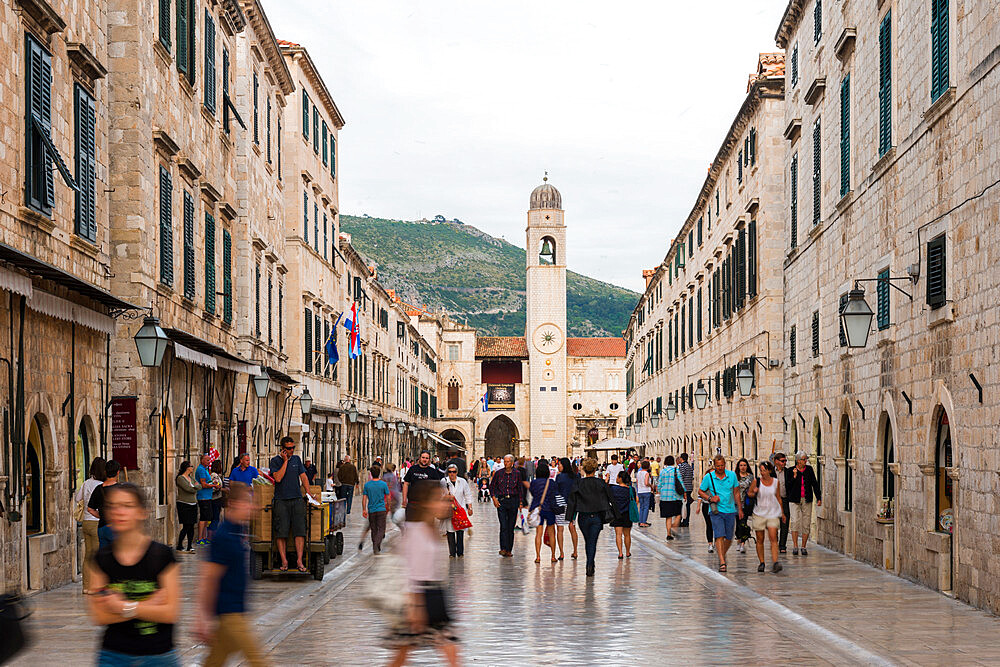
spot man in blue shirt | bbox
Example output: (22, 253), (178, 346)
(229, 454), (258, 487)
(698, 453), (743, 573)
(195, 454), (217, 545)
(268, 436), (310, 572)
(196, 483), (266, 665)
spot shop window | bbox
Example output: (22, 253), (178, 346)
(935, 409), (952, 533)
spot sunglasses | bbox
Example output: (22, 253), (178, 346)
(283, 446), (295, 451)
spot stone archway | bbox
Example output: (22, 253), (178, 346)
(439, 428), (467, 459)
(484, 415), (518, 460)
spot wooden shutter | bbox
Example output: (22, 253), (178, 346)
(323, 320), (330, 377)
(74, 85), (97, 241)
(747, 219), (757, 298)
(697, 216), (703, 245)
(176, 0), (188, 74)
(203, 11), (216, 113)
(254, 262), (261, 336)
(159, 0), (171, 49)
(222, 47), (230, 133)
(266, 98), (271, 162)
(791, 43), (799, 86)
(838, 292), (849, 346)
(879, 12), (892, 155)
(877, 268), (890, 330)
(790, 326), (797, 367)
(302, 90), (309, 138)
(302, 191), (309, 242)
(277, 116), (282, 178)
(315, 313), (322, 375)
(277, 285), (283, 350)
(322, 120), (328, 164)
(331, 135), (336, 179)
(812, 119), (821, 224)
(312, 107), (319, 153)
(696, 288), (703, 342)
(182, 191), (195, 299)
(749, 127), (757, 165)
(27, 36), (55, 211)
(252, 72), (259, 142)
(840, 75), (851, 197)
(313, 201), (319, 252)
(323, 212), (328, 259)
(304, 308), (313, 373)
(223, 229), (232, 324)
(813, 0), (822, 42)
(268, 274), (273, 344)
(926, 235), (946, 308)
(159, 166), (173, 285)
(205, 214), (216, 313)
(811, 311), (820, 357)
(790, 154), (798, 248)
(738, 150), (743, 182)
(186, 0), (196, 84)
(931, 0), (949, 101)
(688, 297), (694, 348)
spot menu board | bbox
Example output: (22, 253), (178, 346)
(111, 396), (138, 470)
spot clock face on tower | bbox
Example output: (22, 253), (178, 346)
(532, 323), (563, 353)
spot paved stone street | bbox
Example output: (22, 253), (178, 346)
(13, 498), (1000, 666)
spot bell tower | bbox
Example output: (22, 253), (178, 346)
(525, 175), (568, 455)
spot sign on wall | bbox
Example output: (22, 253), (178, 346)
(111, 396), (138, 470)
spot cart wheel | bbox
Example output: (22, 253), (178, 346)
(335, 531), (344, 555)
(252, 552), (264, 580)
(312, 554), (325, 581)
(325, 534), (335, 561)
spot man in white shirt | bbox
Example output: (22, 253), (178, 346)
(604, 454), (624, 484)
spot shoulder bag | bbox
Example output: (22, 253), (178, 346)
(628, 487), (639, 523)
(708, 473), (720, 514)
(673, 468), (686, 497)
(528, 479), (550, 528)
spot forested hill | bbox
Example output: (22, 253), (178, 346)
(340, 215), (638, 337)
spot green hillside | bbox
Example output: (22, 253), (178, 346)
(341, 215), (637, 338)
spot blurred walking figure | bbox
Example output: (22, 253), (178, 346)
(441, 464), (474, 557)
(748, 460), (784, 573)
(383, 463), (403, 511)
(677, 453), (695, 527)
(554, 458), (579, 560)
(389, 480), (460, 667)
(566, 458), (619, 577)
(362, 466), (391, 553)
(87, 483), (180, 666)
(197, 483), (269, 666)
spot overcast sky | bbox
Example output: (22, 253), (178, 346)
(268, 1), (789, 293)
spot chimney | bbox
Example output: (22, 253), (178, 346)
(642, 269), (656, 289)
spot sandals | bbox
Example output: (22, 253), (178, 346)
(534, 558), (541, 563)
(571, 553), (578, 560)
(617, 555), (624, 560)
(718, 563), (728, 572)
(279, 564), (289, 572)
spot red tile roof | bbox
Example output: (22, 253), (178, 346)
(276, 39), (301, 48)
(476, 337), (528, 358)
(566, 337), (626, 358)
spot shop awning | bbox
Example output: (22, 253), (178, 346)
(427, 430), (466, 453)
(215, 355), (260, 376)
(162, 327), (251, 369)
(27, 289), (115, 335)
(266, 367), (296, 386)
(173, 343), (217, 369)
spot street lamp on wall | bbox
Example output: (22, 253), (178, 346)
(299, 387), (313, 416)
(737, 356), (770, 397)
(665, 398), (677, 421)
(649, 413), (660, 428)
(346, 402), (359, 423)
(694, 382), (709, 410)
(633, 422), (642, 435)
(396, 421), (407, 435)
(840, 276), (914, 348)
(375, 413), (385, 430)
(133, 315), (169, 368)
(252, 368), (270, 399)
(622, 426), (630, 437)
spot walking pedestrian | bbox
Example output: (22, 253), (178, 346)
(566, 458), (619, 577)
(337, 455), (360, 515)
(389, 480), (461, 667)
(734, 458), (755, 553)
(402, 451), (445, 506)
(303, 458), (318, 485)
(441, 464), (474, 557)
(194, 454), (215, 545)
(208, 460), (225, 538)
(268, 436), (310, 573)
(698, 454), (742, 572)
(174, 462), (198, 554)
(772, 452), (790, 553)
(383, 463), (402, 511)
(86, 483), (180, 666)
(362, 465), (391, 553)
(196, 483), (268, 667)
(609, 471), (635, 559)
(787, 451), (822, 555)
(528, 461), (558, 563)
(88, 459), (121, 549)
(604, 454), (623, 484)
(524, 456), (537, 481)
(636, 460), (654, 527)
(554, 458), (579, 560)
(488, 454), (526, 557)
(677, 453), (695, 527)
(657, 455), (685, 540)
(75, 456), (105, 594)
(748, 460), (784, 573)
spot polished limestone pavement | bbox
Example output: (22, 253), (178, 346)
(12, 498), (1000, 665)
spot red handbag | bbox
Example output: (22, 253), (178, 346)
(451, 501), (472, 531)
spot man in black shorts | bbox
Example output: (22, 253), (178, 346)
(269, 436), (310, 572)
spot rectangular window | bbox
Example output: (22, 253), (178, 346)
(790, 325), (797, 367)
(814, 0), (822, 43)
(26, 35), (74, 216)
(791, 43), (799, 87)
(330, 134), (336, 179)
(688, 296), (694, 348)
(838, 292), (849, 346)
(205, 214), (216, 314)
(277, 285), (283, 350)
(930, 0), (949, 101)
(811, 310), (820, 357)
(221, 47), (232, 134)
(252, 71), (259, 144)
(688, 231), (693, 257)
(223, 229), (232, 324)
(322, 120), (328, 165)
(267, 274), (273, 344)
(313, 201), (319, 252)
(926, 234), (947, 309)
(680, 304), (685, 354)
(877, 268), (890, 330)
(266, 97), (272, 162)
(203, 11), (216, 114)
(790, 154), (798, 248)
(738, 150), (744, 182)
(159, 0), (171, 50)
(176, 0), (195, 84)
(747, 219), (758, 298)
(879, 12), (892, 156)
(304, 308), (313, 373)
(254, 261), (261, 337)
(158, 166), (173, 285)
(749, 127), (757, 165)
(323, 212), (328, 259)
(812, 119), (821, 224)
(840, 74), (851, 197)
(312, 107), (319, 153)
(736, 228), (746, 309)
(182, 191), (195, 300)
(73, 85), (97, 241)
(323, 319), (330, 377)
(277, 117), (282, 179)
(315, 313), (322, 376)
(302, 90), (310, 139)
(302, 191), (309, 243)
(696, 288), (703, 343)
(697, 216), (703, 245)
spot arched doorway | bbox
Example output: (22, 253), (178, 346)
(484, 415), (518, 460)
(751, 431), (758, 462)
(812, 417), (823, 491)
(934, 410), (952, 534)
(25, 416), (45, 536)
(440, 428), (466, 459)
(587, 427), (599, 445)
(840, 415), (853, 512)
(74, 417), (95, 494)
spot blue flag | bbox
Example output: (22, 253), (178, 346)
(326, 314), (342, 366)
(482, 390), (488, 412)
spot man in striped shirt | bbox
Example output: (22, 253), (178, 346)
(677, 453), (695, 527)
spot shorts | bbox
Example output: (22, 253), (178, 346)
(198, 499), (213, 522)
(789, 501), (813, 534)
(659, 500), (682, 518)
(751, 514), (780, 532)
(709, 511), (737, 540)
(554, 495), (571, 526)
(272, 497), (307, 538)
(536, 509), (556, 526)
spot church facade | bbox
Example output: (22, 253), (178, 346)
(434, 181), (626, 459)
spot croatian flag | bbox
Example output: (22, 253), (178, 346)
(207, 447), (220, 464)
(341, 302), (361, 359)
(481, 390), (489, 412)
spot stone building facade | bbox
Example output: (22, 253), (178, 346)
(776, 0), (1000, 612)
(626, 55), (787, 479)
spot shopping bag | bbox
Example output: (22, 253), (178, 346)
(451, 502), (473, 531)
(517, 507), (531, 534)
(361, 553), (408, 617)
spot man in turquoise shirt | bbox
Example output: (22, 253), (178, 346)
(698, 453), (743, 572)
(195, 454), (215, 545)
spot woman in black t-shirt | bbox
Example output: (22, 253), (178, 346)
(86, 482), (180, 666)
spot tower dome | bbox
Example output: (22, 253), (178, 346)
(529, 176), (562, 210)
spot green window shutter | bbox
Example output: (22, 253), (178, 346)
(313, 201), (319, 252)
(277, 117), (282, 178)
(176, 0), (188, 74)
(182, 190), (195, 299)
(252, 72), (259, 143)
(205, 214), (216, 313)
(267, 273), (273, 344)
(790, 325), (797, 367)
(302, 191), (309, 242)
(813, 0), (822, 43)
(26, 35), (57, 213)
(312, 107), (319, 153)
(203, 11), (215, 113)
(221, 47), (230, 133)
(314, 313), (321, 375)
(323, 212), (328, 259)
(749, 127), (757, 165)
(812, 119), (821, 224)
(697, 216), (703, 245)
(877, 268), (890, 330)
(159, 0), (171, 49)
(159, 166), (173, 285)
(879, 12), (892, 156)
(838, 292), (849, 346)
(322, 120), (328, 165)
(926, 235), (946, 309)
(277, 285), (283, 351)
(737, 227), (746, 308)
(791, 43), (799, 86)
(254, 261), (261, 337)
(330, 134), (336, 179)
(811, 311), (819, 357)
(790, 153), (798, 248)
(304, 308), (313, 373)
(931, 0), (949, 101)
(223, 229), (232, 324)
(696, 287), (703, 343)
(738, 150), (743, 182)
(302, 91), (309, 139)
(266, 98), (271, 162)
(840, 75), (851, 197)
(74, 84), (97, 241)
(747, 219), (758, 298)
(323, 320), (330, 377)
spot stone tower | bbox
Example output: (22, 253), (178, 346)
(525, 177), (568, 455)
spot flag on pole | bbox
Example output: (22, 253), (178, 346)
(481, 390), (489, 412)
(207, 447), (220, 464)
(326, 313), (342, 366)
(342, 302), (361, 359)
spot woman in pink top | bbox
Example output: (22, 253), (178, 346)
(389, 480), (460, 666)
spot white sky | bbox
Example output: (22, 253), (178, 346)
(267, 1), (790, 293)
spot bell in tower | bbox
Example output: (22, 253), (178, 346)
(539, 237), (556, 265)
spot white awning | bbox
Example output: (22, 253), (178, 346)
(174, 343), (218, 369)
(426, 430), (465, 453)
(27, 289), (115, 335)
(214, 356), (260, 376)
(0, 266), (32, 298)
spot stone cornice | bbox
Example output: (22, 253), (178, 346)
(281, 44), (346, 128)
(240, 0), (295, 96)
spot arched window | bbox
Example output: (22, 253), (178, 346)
(539, 236), (556, 265)
(935, 410), (952, 534)
(447, 378), (459, 411)
(840, 415), (853, 512)
(74, 418), (94, 493)
(812, 416), (823, 492)
(882, 417), (895, 501)
(26, 416), (45, 535)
